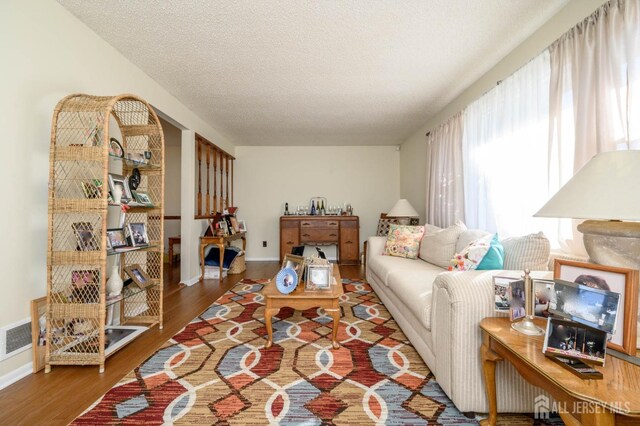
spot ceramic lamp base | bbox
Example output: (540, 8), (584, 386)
(512, 317), (545, 336)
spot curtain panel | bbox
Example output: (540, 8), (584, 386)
(462, 51), (551, 238)
(548, 0), (640, 253)
(424, 111), (464, 228)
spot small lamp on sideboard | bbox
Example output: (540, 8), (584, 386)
(534, 150), (640, 270)
(387, 199), (419, 226)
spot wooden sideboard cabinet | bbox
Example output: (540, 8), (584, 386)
(280, 216), (360, 265)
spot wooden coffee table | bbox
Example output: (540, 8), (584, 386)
(263, 265), (343, 349)
(480, 317), (640, 426)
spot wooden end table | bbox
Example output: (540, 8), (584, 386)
(480, 317), (640, 426)
(199, 231), (247, 281)
(263, 265), (343, 349)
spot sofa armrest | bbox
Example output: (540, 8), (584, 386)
(431, 269), (552, 412)
(366, 236), (387, 263)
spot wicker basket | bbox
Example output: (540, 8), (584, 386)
(228, 253), (246, 274)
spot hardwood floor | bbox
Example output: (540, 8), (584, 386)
(0, 262), (365, 426)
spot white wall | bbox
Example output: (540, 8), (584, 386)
(399, 0), (606, 222)
(0, 0), (234, 378)
(160, 117), (182, 254)
(235, 146), (400, 260)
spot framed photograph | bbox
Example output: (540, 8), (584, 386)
(126, 152), (148, 165)
(238, 220), (247, 232)
(70, 270), (100, 303)
(508, 279), (526, 321)
(81, 179), (103, 199)
(224, 215), (235, 235)
(124, 264), (152, 289)
(109, 137), (124, 158)
(275, 267), (298, 294)
(554, 259), (638, 355)
(493, 276), (519, 312)
(30, 297), (47, 373)
(306, 264), (333, 290)
(132, 191), (154, 207)
(219, 220), (229, 236)
(127, 222), (149, 247)
(543, 317), (608, 366)
(108, 173), (132, 203)
(230, 216), (240, 232)
(72, 222), (99, 251)
(106, 228), (128, 250)
(282, 254), (305, 280)
(534, 279), (556, 318)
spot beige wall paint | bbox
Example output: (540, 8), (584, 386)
(0, 0), (234, 379)
(235, 146), (400, 260)
(399, 0), (606, 222)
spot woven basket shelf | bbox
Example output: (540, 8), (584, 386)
(46, 94), (164, 373)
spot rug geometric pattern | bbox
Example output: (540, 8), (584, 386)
(72, 278), (563, 425)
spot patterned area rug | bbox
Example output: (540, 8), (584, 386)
(73, 279), (562, 425)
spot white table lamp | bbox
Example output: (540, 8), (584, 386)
(534, 150), (640, 270)
(388, 199), (419, 225)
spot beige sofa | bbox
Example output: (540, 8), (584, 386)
(365, 226), (553, 413)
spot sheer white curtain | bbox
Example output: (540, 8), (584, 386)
(548, 0), (640, 253)
(425, 111), (464, 227)
(462, 51), (553, 239)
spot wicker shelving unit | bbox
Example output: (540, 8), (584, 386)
(46, 94), (164, 373)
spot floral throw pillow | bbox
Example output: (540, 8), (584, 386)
(384, 225), (425, 259)
(449, 233), (504, 271)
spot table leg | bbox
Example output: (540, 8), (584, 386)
(169, 240), (174, 265)
(200, 241), (205, 281)
(479, 340), (502, 426)
(264, 307), (279, 349)
(326, 308), (341, 349)
(556, 410), (614, 426)
(217, 242), (225, 280)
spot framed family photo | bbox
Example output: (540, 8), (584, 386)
(282, 254), (305, 280)
(124, 264), (152, 289)
(554, 259), (639, 355)
(128, 222), (149, 247)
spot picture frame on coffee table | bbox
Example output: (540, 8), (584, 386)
(306, 264), (332, 291)
(554, 259), (639, 355)
(282, 254), (305, 281)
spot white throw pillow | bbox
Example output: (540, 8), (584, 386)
(455, 229), (491, 253)
(501, 232), (550, 271)
(419, 221), (467, 268)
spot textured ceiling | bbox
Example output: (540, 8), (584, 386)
(59, 0), (568, 146)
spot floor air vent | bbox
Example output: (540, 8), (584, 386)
(0, 318), (32, 361)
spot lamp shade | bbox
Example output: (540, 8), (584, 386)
(388, 199), (419, 217)
(534, 150), (640, 221)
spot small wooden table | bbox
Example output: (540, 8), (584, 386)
(263, 265), (343, 349)
(199, 231), (247, 281)
(480, 317), (640, 426)
(168, 236), (181, 265)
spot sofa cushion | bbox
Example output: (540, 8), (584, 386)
(376, 218), (398, 236)
(502, 232), (550, 271)
(368, 252), (444, 287)
(384, 225), (424, 259)
(418, 221), (467, 268)
(450, 233), (504, 271)
(386, 269), (442, 331)
(455, 229), (491, 253)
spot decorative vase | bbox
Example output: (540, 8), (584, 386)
(106, 264), (123, 296)
(112, 185), (123, 204)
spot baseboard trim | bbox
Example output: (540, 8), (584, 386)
(0, 362), (33, 390)
(180, 276), (201, 286)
